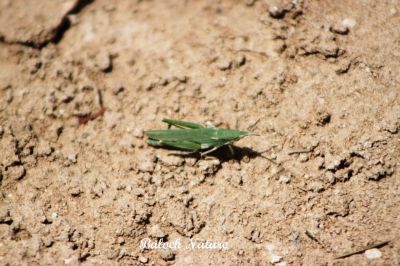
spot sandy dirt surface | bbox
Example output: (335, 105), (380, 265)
(0, 0), (399, 265)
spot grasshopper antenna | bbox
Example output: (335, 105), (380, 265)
(255, 146), (279, 164)
(247, 118), (261, 131)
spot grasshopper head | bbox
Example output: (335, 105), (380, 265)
(218, 129), (249, 141)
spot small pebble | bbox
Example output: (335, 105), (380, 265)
(307, 181), (324, 193)
(279, 175), (291, 184)
(36, 140), (53, 156)
(366, 164), (393, 181)
(217, 58), (232, 70)
(117, 237), (125, 245)
(185, 157), (198, 167)
(148, 224), (166, 238)
(64, 256), (79, 265)
(299, 153), (309, 162)
(242, 155), (250, 163)
(198, 159), (221, 175)
(138, 256), (149, 263)
(381, 118), (399, 134)
(364, 248), (382, 259)
(325, 154), (344, 171)
(316, 111), (331, 126)
(325, 171), (336, 184)
(95, 51), (112, 72)
(330, 24), (349, 35)
(268, 6), (287, 19)
(244, 0), (256, 6)
(66, 153), (77, 163)
(69, 186), (82, 196)
(270, 254), (283, 263)
(234, 54), (246, 67)
(0, 208), (12, 224)
(160, 249), (175, 261)
(43, 236), (54, 247)
(138, 157), (156, 173)
(133, 128), (144, 138)
(342, 18), (356, 28)
(151, 175), (164, 187)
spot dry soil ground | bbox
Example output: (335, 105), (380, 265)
(0, 0), (399, 265)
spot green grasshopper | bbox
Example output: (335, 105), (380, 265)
(145, 118), (250, 156)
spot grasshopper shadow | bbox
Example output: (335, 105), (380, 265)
(212, 145), (266, 163)
(168, 145), (266, 163)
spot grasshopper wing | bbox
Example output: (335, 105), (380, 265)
(162, 118), (205, 129)
(145, 128), (220, 144)
(148, 139), (202, 150)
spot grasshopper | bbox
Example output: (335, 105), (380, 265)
(145, 118), (250, 157)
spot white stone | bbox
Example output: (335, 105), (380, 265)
(279, 175), (291, 183)
(364, 248), (382, 259)
(342, 18), (356, 28)
(270, 254), (283, 263)
(138, 256), (149, 263)
(265, 243), (275, 252)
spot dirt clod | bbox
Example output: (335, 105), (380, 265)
(325, 153), (346, 171)
(366, 163), (393, 181)
(0, 208), (12, 224)
(0, 133), (19, 168)
(315, 111), (331, 126)
(158, 155), (184, 167)
(35, 139), (53, 156)
(6, 165), (26, 180)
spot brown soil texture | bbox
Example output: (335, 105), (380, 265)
(0, 0), (399, 265)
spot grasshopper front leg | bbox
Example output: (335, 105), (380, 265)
(200, 139), (239, 157)
(228, 144), (235, 156)
(200, 144), (226, 157)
